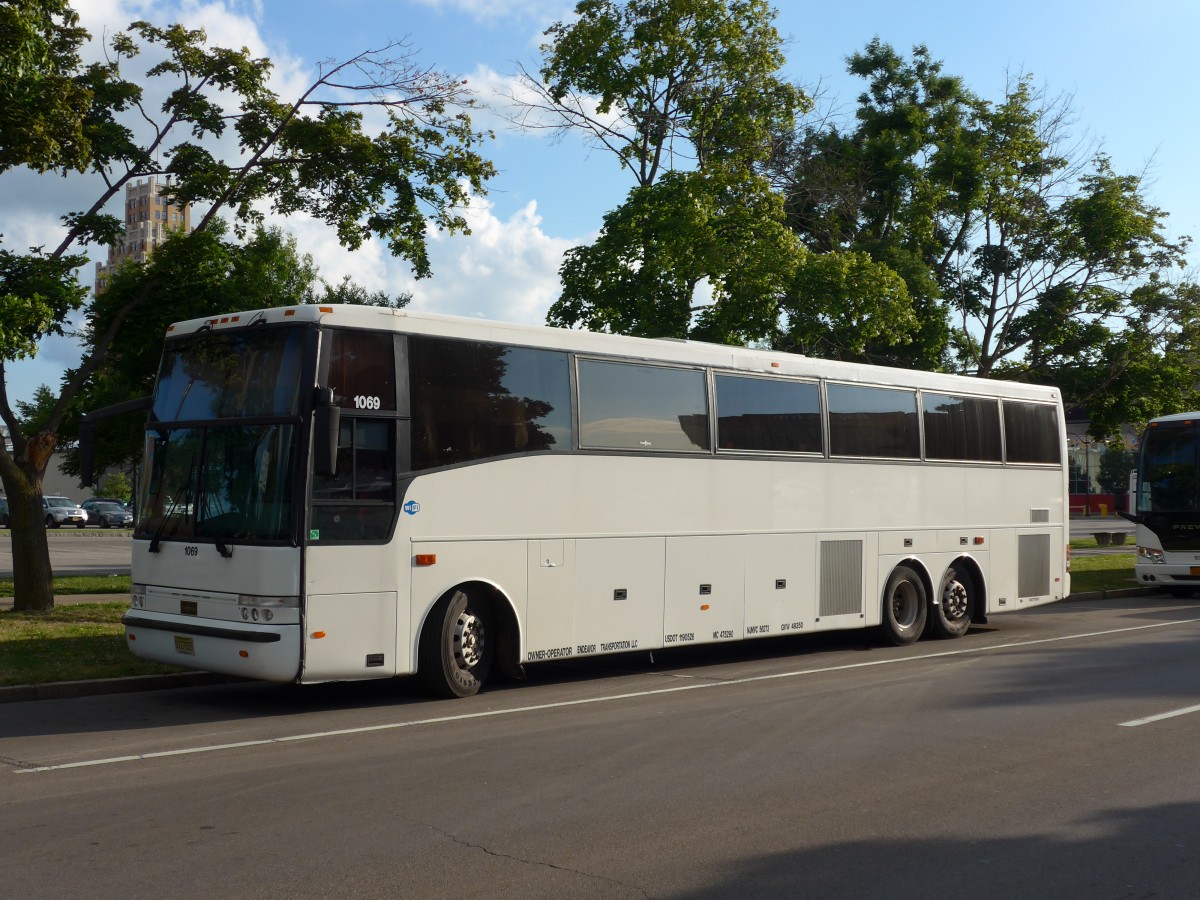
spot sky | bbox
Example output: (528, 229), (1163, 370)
(4, 0), (1198, 408)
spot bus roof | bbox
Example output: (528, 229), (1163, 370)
(165, 304), (1062, 403)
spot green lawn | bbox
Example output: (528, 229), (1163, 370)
(1070, 552), (1137, 594)
(0, 574), (131, 597)
(0, 602), (183, 686)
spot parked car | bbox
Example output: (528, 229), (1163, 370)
(42, 496), (88, 529)
(0, 496), (9, 528)
(84, 501), (134, 528)
(82, 497), (127, 515)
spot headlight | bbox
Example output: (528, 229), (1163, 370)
(130, 583), (147, 608)
(1138, 546), (1166, 564)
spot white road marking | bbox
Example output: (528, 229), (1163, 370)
(14, 615), (1200, 773)
(1119, 702), (1200, 727)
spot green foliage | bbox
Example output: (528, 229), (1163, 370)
(777, 249), (915, 360)
(549, 171), (800, 342)
(97, 471), (131, 502)
(538, 0), (806, 185)
(0, 0), (93, 173)
(0, 242), (89, 360)
(538, 0), (806, 343)
(1097, 444), (1136, 496)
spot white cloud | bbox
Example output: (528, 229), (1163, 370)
(272, 184), (583, 325)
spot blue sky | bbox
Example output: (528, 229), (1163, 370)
(4, 0), (1197, 408)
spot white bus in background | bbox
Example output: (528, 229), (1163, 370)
(112, 305), (1070, 697)
(1127, 412), (1200, 595)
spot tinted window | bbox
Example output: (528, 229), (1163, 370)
(715, 375), (822, 453)
(828, 384), (919, 458)
(578, 360), (709, 452)
(153, 326), (305, 421)
(311, 419), (395, 541)
(326, 330), (395, 411)
(410, 337), (572, 470)
(923, 393), (1002, 462)
(1003, 401), (1061, 464)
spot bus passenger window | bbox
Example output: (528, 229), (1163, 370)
(1003, 402), (1061, 464)
(828, 383), (919, 459)
(715, 374), (821, 453)
(578, 360), (709, 452)
(922, 393), (1002, 462)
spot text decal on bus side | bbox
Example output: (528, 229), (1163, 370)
(403, 500), (421, 515)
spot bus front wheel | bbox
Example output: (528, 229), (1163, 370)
(930, 566), (973, 639)
(880, 565), (927, 645)
(418, 588), (494, 698)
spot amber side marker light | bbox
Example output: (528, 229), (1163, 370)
(311, 631), (327, 640)
(239, 650), (249, 658)
(415, 554), (437, 567)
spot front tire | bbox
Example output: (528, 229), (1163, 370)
(880, 565), (928, 645)
(418, 589), (495, 698)
(46, 515), (60, 529)
(930, 566), (973, 639)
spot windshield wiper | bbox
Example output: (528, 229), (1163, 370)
(149, 461), (194, 554)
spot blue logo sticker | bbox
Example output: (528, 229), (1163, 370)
(403, 500), (421, 515)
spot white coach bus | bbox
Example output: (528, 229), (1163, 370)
(117, 305), (1069, 697)
(1127, 412), (1200, 595)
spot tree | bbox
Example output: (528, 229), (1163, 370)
(769, 40), (985, 368)
(1097, 443), (1136, 496)
(548, 170), (801, 343)
(528, 0), (808, 340)
(771, 40), (1199, 425)
(0, 4), (493, 610)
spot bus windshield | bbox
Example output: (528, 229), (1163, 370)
(1139, 422), (1200, 513)
(135, 326), (307, 544)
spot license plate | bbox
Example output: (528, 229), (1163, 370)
(173, 635), (195, 655)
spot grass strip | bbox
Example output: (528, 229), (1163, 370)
(0, 574), (131, 596)
(1070, 552), (1137, 594)
(0, 602), (183, 686)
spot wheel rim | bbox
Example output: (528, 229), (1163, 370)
(890, 581), (921, 628)
(942, 578), (969, 620)
(453, 610), (485, 670)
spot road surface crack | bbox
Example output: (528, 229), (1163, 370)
(427, 823), (653, 898)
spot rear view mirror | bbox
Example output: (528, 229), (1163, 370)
(313, 387), (340, 478)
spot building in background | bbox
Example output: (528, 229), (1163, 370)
(94, 176), (191, 294)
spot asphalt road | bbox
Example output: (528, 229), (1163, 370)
(3, 593), (1199, 898)
(0, 532), (132, 577)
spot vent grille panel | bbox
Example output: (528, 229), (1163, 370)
(820, 540), (863, 617)
(1018, 533), (1051, 597)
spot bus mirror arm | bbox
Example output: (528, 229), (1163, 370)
(313, 388), (340, 478)
(78, 395), (153, 487)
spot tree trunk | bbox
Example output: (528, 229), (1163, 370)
(0, 435), (57, 612)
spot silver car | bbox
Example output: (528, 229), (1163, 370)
(42, 496), (89, 529)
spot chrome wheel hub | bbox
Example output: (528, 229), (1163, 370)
(453, 611), (484, 669)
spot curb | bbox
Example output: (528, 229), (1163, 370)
(0, 672), (237, 704)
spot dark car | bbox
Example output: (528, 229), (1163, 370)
(84, 501), (134, 528)
(0, 496), (9, 528)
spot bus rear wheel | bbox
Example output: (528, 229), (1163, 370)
(418, 588), (494, 698)
(880, 565), (927, 645)
(930, 566), (973, 639)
